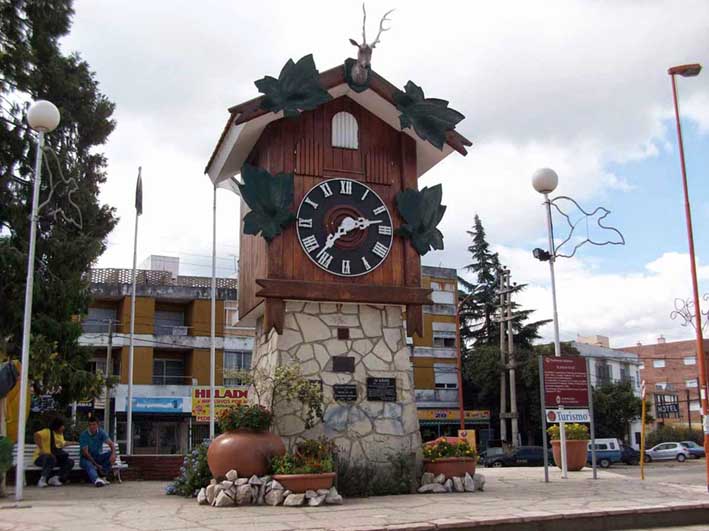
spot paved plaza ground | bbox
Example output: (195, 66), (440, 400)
(1, 462), (708, 531)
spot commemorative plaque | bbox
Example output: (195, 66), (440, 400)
(333, 384), (358, 402)
(366, 377), (397, 402)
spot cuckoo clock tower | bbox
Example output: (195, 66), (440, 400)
(206, 23), (471, 464)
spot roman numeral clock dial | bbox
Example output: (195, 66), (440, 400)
(296, 178), (393, 277)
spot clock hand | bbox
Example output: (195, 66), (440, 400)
(354, 217), (383, 230)
(319, 216), (357, 254)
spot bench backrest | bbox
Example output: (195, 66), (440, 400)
(12, 443), (122, 466)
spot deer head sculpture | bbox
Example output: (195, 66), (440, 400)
(349, 4), (394, 86)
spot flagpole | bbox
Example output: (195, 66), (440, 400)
(127, 167), (142, 455)
(210, 183), (217, 440)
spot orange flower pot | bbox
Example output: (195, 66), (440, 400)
(272, 472), (336, 493)
(551, 439), (589, 472)
(423, 457), (476, 478)
(207, 430), (285, 479)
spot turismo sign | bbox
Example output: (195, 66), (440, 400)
(545, 409), (591, 423)
(543, 356), (589, 408)
(191, 386), (249, 422)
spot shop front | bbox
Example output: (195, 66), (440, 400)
(418, 409), (491, 450)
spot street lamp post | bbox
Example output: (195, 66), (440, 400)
(15, 100), (61, 501)
(667, 62), (709, 492)
(532, 167), (568, 478)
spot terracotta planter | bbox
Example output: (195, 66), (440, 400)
(272, 472), (336, 493)
(207, 430), (285, 479)
(551, 439), (589, 472)
(423, 457), (476, 478)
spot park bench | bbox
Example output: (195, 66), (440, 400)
(11, 443), (128, 485)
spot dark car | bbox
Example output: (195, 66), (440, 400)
(620, 444), (640, 465)
(484, 446), (551, 468)
(680, 441), (706, 459)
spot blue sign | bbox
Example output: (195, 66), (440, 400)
(131, 397), (184, 413)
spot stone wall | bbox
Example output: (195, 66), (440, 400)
(252, 301), (422, 465)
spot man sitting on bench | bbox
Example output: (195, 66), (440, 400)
(79, 415), (116, 487)
(33, 417), (74, 488)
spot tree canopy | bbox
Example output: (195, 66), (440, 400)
(592, 380), (645, 441)
(0, 0), (117, 405)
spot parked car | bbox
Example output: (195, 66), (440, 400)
(587, 438), (623, 468)
(620, 444), (641, 465)
(644, 442), (690, 462)
(483, 446), (551, 467)
(680, 441), (706, 459)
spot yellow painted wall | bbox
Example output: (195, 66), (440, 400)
(119, 346), (154, 384)
(412, 356), (456, 390)
(188, 349), (224, 385)
(413, 314), (456, 347)
(187, 300), (224, 337)
(118, 297), (155, 334)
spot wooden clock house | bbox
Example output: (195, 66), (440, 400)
(206, 60), (471, 462)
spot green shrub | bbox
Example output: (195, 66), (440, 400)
(646, 425), (703, 447)
(423, 439), (476, 460)
(166, 442), (212, 497)
(547, 423), (589, 440)
(336, 452), (416, 497)
(271, 437), (336, 475)
(218, 404), (273, 433)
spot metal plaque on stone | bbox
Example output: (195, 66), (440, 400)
(333, 384), (358, 402)
(366, 377), (397, 402)
(332, 356), (355, 373)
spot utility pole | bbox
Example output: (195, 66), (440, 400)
(506, 272), (519, 447)
(498, 268), (508, 444)
(687, 388), (692, 433)
(105, 319), (113, 439)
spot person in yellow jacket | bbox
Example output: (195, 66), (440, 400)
(33, 417), (75, 487)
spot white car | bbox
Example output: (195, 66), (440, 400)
(644, 442), (690, 462)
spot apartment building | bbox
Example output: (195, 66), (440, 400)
(411, 266), (490, 447)
(618, 336), (708, 428)
(79, 256), (254, 455)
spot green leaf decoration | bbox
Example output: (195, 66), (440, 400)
(255, 54), (332, 118)
(237, 163), (296, 242)
(395, 184), (447, 255)
(393, 81), (465, 150)
(344, 58), (371, 93)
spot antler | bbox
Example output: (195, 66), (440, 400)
(361, 3), (367, 45)
(371, 8), (394, 48)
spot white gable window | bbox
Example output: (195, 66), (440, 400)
(331, 112), (358, 149)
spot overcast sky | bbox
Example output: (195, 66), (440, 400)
(62, 0), (709, 348)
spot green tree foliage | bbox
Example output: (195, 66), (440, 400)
(0, 0), (117, 405)
(592, 381), (644, 441)
(646, 424), (702, 447)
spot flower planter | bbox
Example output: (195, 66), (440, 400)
(423, 457), (476, 478)
(207, 430), (285, 479)
(272, 472), (336, 493)
(551, 439), (589, 472)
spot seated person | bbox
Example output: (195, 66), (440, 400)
(79, 415), (116, 487)
(33, 417), (74, 487)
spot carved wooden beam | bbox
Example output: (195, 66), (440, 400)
(264, 298), (285, 335)
(406, 304), (424, 338)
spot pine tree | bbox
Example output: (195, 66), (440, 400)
(0, 0), (117, 406)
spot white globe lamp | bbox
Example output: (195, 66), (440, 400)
(27, 100), (60, 132)
(531, 168), (559, 195)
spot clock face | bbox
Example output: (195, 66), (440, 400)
(296, 178), (393, 277)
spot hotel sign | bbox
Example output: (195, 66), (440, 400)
(191, 386), (249, 422)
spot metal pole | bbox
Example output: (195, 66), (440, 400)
(670, 72), (709, 492)
(105, 319), (113, 439)
(688, 389), (692, 433)
(542, 191), (567, 477)
(586, 357), (597, 479)
(454, 283), (465, 431)
(498, 269), (508, 444)
(640, 383), (647, 480)
(127, 182), (140, 455)
(507, 272), (519, 447)
(539, 356), (549, 483)
(210, 184), (217, 440)
(14, 131), (45, 501)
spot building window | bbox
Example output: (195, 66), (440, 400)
(655, 382), (668, 391)
(225, 304), (239, 329)
(690, 400), (701, 411)
(684, 356), (696, 365)
(152, 359), (185, 385)
(331, 112), (358, 149)
(432, 332), (456, 349)
(653, 359), (666, 368)
(639, 363), (645, 370)
(686, 378), (698, 388)
(433, 363), (458, 389)
(596, 363), (612, 385)
(89, 357), (120, 378)
(224, 350), (252, 386)
(82, 307), (118, 333)
(155, 310), (186, 335)
(431, 290), (455, 305)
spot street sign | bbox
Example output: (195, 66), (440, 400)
(543, 356), (589, 407)
(545, 408), (591, 423)
(654, 393), (681, 419)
